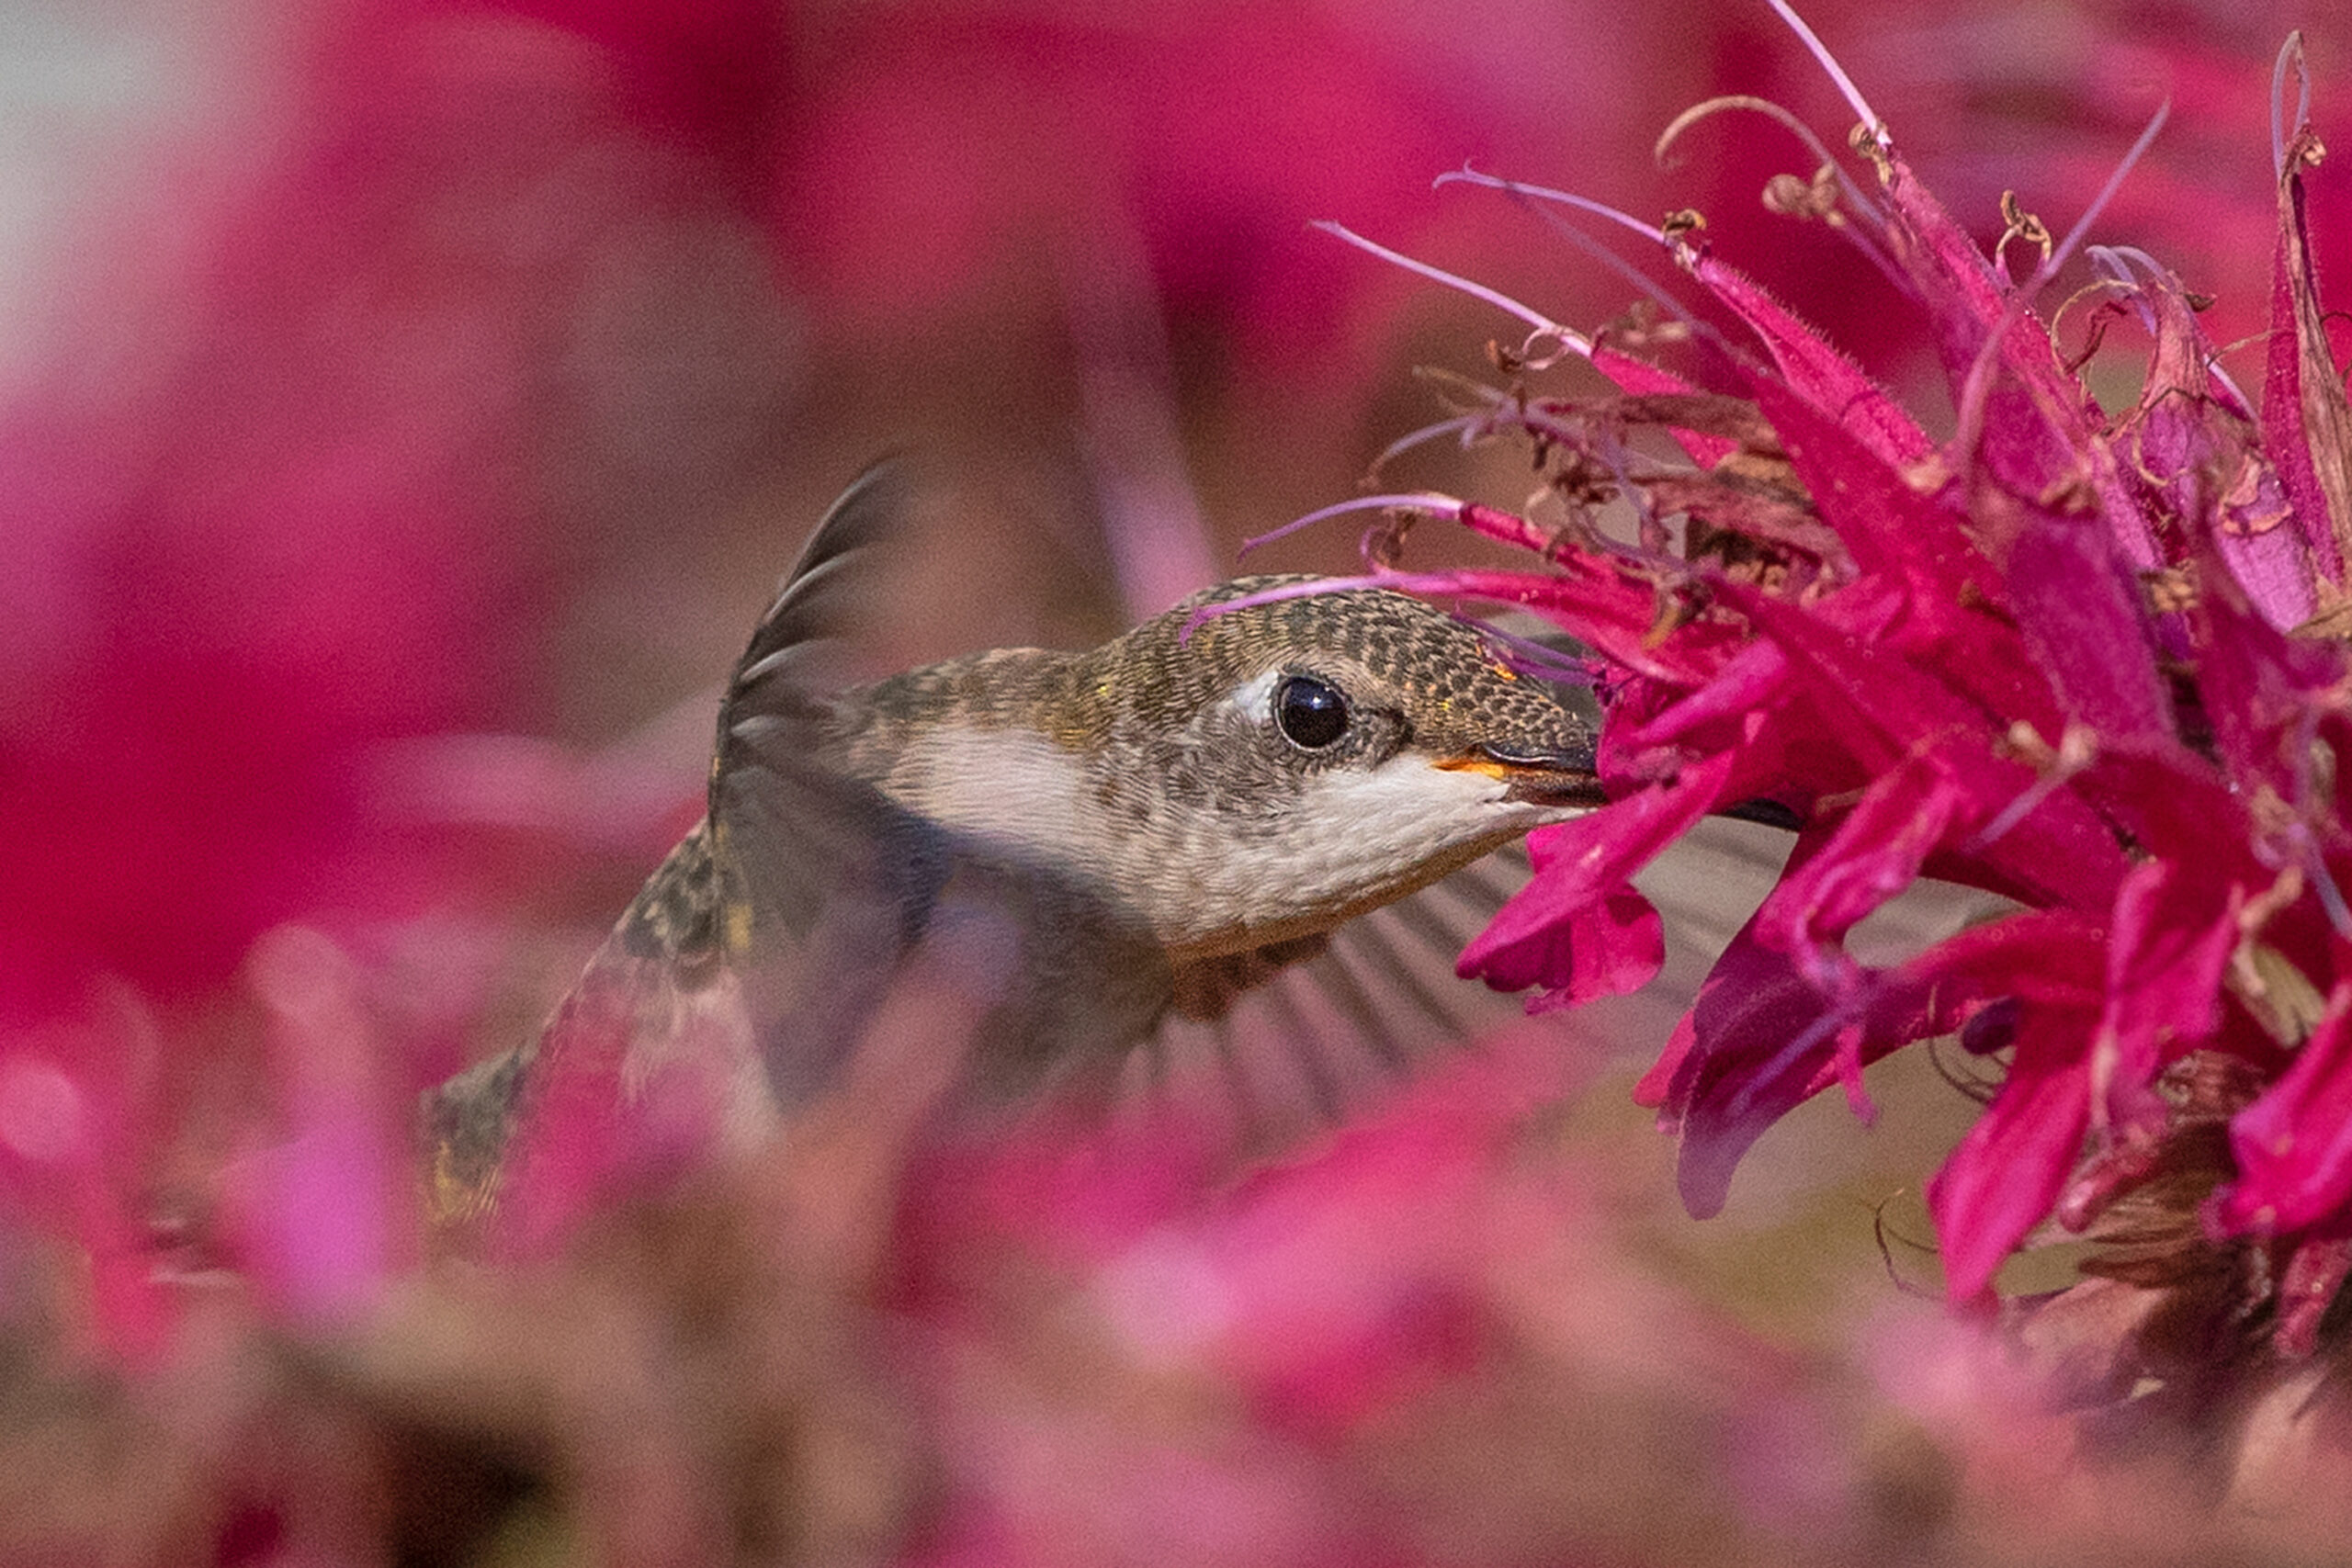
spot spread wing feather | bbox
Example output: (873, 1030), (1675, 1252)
(1102, 844), (1539, 1155)
(427, 456), (2016, 1226)
(1106, 822), (2007, 1162)
(424, 460), (939, 1226)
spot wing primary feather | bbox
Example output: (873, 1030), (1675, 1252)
(1207, 1018), (1271, 1149)
(1137, 1015), (1173, 1101)
(1434, 849), (1528, 917)
(1421, 874), (1500, 925)
(1300, 948), (1412, 1077)
(1336, 912), (1463, 1035)
(747, 458), (906, 642)
(1400, 889), (1484, 952)
(1383, 886), (1481, 964)
(1257, 980), (1347, 1128)
(1127, 1016), (1204, 1126)
(719, 457), (910, 728)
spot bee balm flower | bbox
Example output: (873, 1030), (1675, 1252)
(1317, 19), (2352, 1373)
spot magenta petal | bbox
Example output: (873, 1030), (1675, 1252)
(2273, 1234), (2352, 1359)
(2259, 125), (2352, 584)
(1609, 649), (1817, 806)
(1753, 739), (1984, 970)
(1645, 470), (1854, 571)
(1634, 1010), (1698, 1112)
(1927, 1006), (2096, 1303)
(2002, 510), (2176, 746)
(1618, 639), (1789, 761)
(2092, 859), (2240, 1105)
(1686, 248), (1934, 469)
(1589, 340), (1739, 468)
(2214, 980), (2352, 1236)
(1724, 585), (1972, 772)
(1662, 911), (1841, 1219)
(2212, 462), (2315, 631)
(1512, 884), (1665, 1013)
(1930, 772), (2132, 919)
(2121, 253), (2318, 630)
(1460, 750), (1733, 999)
(2191, 548), (2346, 802)
(1669, 906), (2108, 1224)
(1873, 908), (2109, 1016)
(1745, 378), (1993, 615)
(1876, 153), (2161, 573)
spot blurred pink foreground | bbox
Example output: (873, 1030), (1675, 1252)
(2, 3), (2350, 1563)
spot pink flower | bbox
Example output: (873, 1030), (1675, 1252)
(1317, 17), (2352, 1342)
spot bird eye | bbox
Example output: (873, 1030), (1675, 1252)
(1273, 674), (1349, 750)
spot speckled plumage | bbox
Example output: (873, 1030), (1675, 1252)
(424, 464), (1604, 1225)
(815, 576), (1598, 952)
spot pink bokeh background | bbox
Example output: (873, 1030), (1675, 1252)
(3, 2), (2350, 1562)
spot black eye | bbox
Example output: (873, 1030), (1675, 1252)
(1274, 674), (1349, 750)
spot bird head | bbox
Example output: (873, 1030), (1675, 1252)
(831, 575), (1605, 963)
(1078, 576), (1603, 954)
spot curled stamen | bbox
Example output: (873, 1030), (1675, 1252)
(1871, 1198), (1945, 1302)
(1239, 491), (1463, 556)
(1652, 96), (1913, 296)
(1500, 406), (1679, 555)
(1764, 0), (1884, 151)
(2086, 246), (2160, 335)
(1435, 167), (1701, 328)
(1995, 191), (2052, 284)
(1363, 413), (1491, 484)
(2049, 277), (2135, 374)
(1654, 95), (1884, 230)
(1313, 221), (1592, 367)
(1949, 99), (2172, 479)
(2091, 244), (2257, 412)
(1359, 520), (1407, 570)
(2273, 31), (2312, 178)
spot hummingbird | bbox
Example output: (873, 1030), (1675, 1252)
(425, 461), (1608, 1224)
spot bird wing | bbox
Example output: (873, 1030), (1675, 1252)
(1090, 816), (2008, 1161)
(1069, 844), (1554, 1156)
(711, 507), (955, 1098)
(425, 457), (2015, 1223)
(424, 461), (946, 1232)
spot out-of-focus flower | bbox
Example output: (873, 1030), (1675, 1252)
(1826, 0), (2352, 363)
(1306, 18), (2352, 1379)
(17, 0), (2352, 1560)
(0, 0), (810, 1350)
(887, 1022), (1949, 1568)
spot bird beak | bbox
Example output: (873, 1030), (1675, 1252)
(1435, 739), (1611, 808)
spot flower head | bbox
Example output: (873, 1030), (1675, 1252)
(1320, 23), (2352, 1360)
